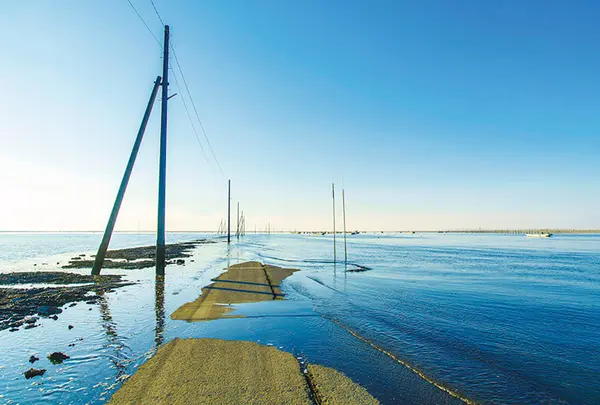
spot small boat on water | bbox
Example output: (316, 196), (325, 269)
(526, 233), (553, 238)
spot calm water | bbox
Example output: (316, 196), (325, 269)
(0, 232), (599, 404)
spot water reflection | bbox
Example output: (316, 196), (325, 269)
(96, 289), (130, 380)
(154, 276), (165, 348)
(344, 264), (347, 293)
(332, 261), (347, 292)
(226, 244), (231, 269)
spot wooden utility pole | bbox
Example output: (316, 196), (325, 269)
(156, 25), (170, 277)
(342, 189), (347, 263)
(332, 183), (336, 262)
(91, 77), (161, 275)
(227, 179), (231, 243)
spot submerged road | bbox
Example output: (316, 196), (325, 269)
(170, 261), (297, 321)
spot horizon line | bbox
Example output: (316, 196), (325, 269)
(1, 229), (600, 233)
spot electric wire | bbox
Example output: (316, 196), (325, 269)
(146, 0), (226, 176)
(126, 0), (226, 176)
(169, 66), (212, 167)
(124, 0), (162, 47)
(170, 43), (226, 176)
(149, 0), (165, 26)
(124, 0), (210, 169)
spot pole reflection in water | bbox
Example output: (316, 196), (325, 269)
(226, 243), (232, 269)
(344, 263), (347, 293)
(97, 289), (131, 382)
(333, 265), (338, 290)
(155, 276), (165, 349)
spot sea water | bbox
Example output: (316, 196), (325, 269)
(0, 232), (598, 404)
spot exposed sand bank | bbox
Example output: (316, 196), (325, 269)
(171, 261), (297, 321)
(62, 239), (216, 270)
(108, 338), (379, 405)
(307, 364), (381, 404)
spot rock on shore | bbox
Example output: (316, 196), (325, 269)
(24, 368), (45, 379)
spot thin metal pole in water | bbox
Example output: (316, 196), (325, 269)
(156, 25), (170, 277)
(227, 179), (231, 243)
(236, 202), (240, 238)
(332, 183), (336, 262)
(342, 189), (347, 263)
(91, 77), (162, 276)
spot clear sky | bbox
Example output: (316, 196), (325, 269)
(1, 0), (599, 231)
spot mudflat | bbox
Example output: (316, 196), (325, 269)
(0, 272), (132, 331)
(62, 239), (216, 270)
(108, 338), (379, 405)
(171, 261), (297, 321)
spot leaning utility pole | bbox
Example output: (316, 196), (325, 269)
(342, 189), (347, 263)
(227, 179), (231, 244)
(332, 183), (336, 262)
(91, 77), (161, 276)
(156, 25), (170, 277)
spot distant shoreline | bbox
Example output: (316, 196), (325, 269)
(1, 229), (600, 234)
(434, 229), (600, 234)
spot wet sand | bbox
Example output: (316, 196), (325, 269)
(62, 239), (217, 270)
(307, 364), (382, 404)
(108, 338), (379, 405)
(171, 261), (298, 321)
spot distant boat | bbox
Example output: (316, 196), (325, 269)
(526, 232), (553, 238)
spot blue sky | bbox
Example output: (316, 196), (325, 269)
(1, 0), (599, 231)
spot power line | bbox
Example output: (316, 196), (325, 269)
(169, 66), (212, 168)
(124, 0), (162, 47)
(149, 0), (165, 26)
(170, 43), (226, 176)
(131, 0), (226, 176)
